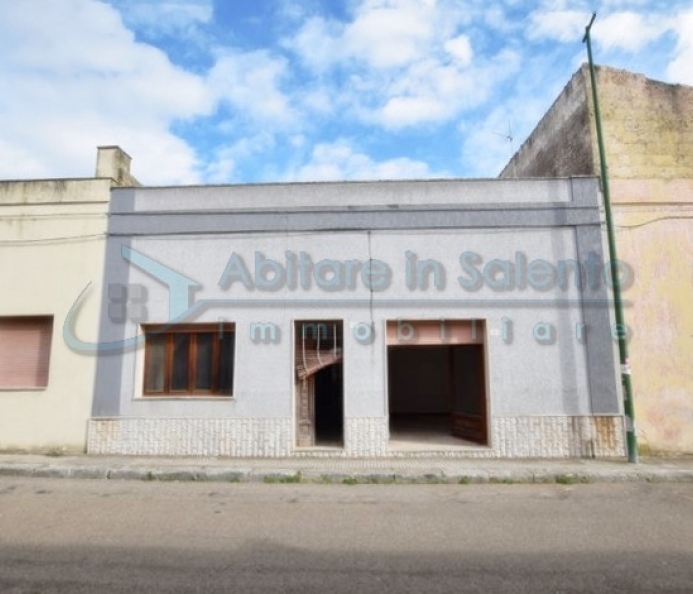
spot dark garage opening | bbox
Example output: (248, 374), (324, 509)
(388, 344), (487, 448)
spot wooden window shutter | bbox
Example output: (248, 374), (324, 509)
(142, 324), (235, 397)
(0, 316), (53, 388)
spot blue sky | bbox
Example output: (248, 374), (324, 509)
(0, 0), (691, 185)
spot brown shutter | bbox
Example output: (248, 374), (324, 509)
(0, 316), (53, 388)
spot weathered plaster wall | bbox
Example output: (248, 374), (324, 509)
(611, 179), (693, 454)
(95, 146), (140, 187)
(500, 65), (693, 454)
(501, 65), (693, 180)
(0, 146), (136, 452)
(598, 69), (693, 179)
(500, 67), (594, 178)
(0, 178), (112, 452)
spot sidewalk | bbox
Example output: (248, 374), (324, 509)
(1, 453), (693, 484)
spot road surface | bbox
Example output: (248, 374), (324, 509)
(0, 478), (692, 592)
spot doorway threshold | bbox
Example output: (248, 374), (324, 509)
(388, 438), (485, 452)
(294, 445), (344, 454)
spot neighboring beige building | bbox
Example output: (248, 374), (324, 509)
(501, 65), (693, 454)
(0, 146), (137, 452)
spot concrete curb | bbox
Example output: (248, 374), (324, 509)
(1, 460), (693, 485)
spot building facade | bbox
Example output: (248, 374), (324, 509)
(0, 147), (137, 452)
(501, 65), (693, 454)
(86, 177), (626, 458)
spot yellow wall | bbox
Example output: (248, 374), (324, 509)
(0, 179), (111, 452)
(598, 70), (693, 453)
(596, 68), (693, 180)
(612, 179), (693, 454)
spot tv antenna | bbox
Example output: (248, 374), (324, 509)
(491, 117), (515, 156)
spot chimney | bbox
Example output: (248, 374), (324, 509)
(95, 146), (140, 186)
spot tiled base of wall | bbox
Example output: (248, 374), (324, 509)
(344, 417), (389, 456)
(492, 415), (625, 458)
(87, 418), (293, 457)
(87, 415), (625, 458)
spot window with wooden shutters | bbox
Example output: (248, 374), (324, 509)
(0, 316), (53, 389)
(143, 324), (234, 397)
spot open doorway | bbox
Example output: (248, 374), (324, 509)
(295, 320), (343, 448)
(386, 320), (488, 449)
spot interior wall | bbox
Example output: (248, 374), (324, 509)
(388, 347), (450, 414)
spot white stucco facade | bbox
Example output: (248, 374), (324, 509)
(88, 177), (626, 458)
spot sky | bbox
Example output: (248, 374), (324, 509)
(0, 0), (691, 186)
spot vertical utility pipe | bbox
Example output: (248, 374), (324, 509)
(583, 13), (638, 463)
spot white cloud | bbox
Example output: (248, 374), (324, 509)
(203, 134), (276, 183)
(527, 10), (592, 43)
(380, 95), (448, 128)
(445, 35), (473, 66)
(285, 17), (343, 72)
(288, 0), (468, 72)
(593, 11), (667, 52)
(526, 4), (689, 70)
(0, 139), (44, 179)
(207, 50), (296, 126)
(283, 0), (522, 131)
(526, 4), (691, 86)
(0, 0), (212, 184)
(666, 8), (693, 85)
(376, 47), (521, 129)
(483, 6), (522, 34)
(286, 140), (439, 181)
(342, 0), (437, 69)
(1, 0), (688, 185)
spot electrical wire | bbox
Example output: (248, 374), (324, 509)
(0, 234), (106, 245)
(615, 215), (693, 230)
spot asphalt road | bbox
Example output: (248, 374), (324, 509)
(0, 478), (692, 593)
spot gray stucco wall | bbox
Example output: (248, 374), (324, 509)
(89, 176), (622, 456)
